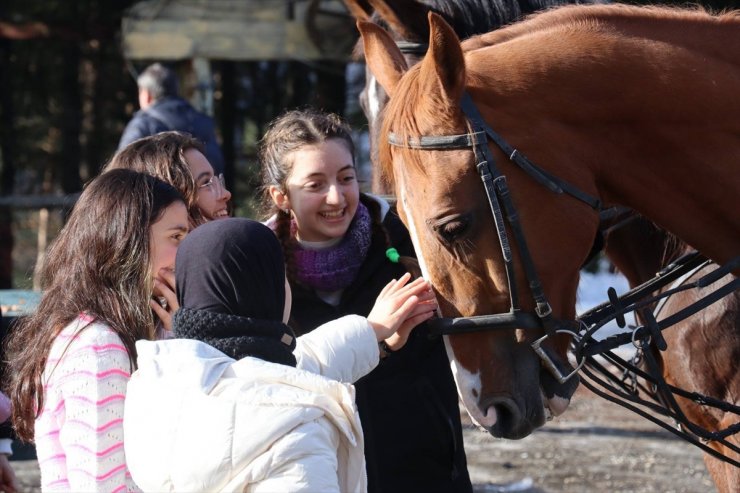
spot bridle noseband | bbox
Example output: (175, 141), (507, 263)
(388, 92), (602, 384)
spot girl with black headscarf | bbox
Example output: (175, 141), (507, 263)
(123, 218), (436, 492)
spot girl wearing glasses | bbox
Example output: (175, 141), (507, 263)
(105, 131), (231, 228)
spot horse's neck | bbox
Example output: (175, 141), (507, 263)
(466, 6), (740, 266)
(463, 4), (740, 53)
(605, 218), (690, 287)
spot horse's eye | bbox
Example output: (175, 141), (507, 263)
(431, 214), (472, 244)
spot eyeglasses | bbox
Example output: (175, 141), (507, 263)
(198, 173), (225, 195)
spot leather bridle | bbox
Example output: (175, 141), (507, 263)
(387, 92), (602, 383)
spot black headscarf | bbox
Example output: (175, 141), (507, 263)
(173, 218), (296, 366)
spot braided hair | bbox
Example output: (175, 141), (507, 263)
(259, 109), (358, 285)
(258, 108), (420, 284)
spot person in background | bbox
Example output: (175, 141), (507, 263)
(260, 109), (472, 493)
(106, 131), (231, 229)
(118, 63), (224, 175)
(5, 169), (188, 492)
(124, 218), (437, 492)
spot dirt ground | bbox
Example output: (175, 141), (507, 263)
(464, 385), (715, 493)
(9, 386), (716, 493)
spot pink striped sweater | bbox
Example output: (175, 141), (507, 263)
(35, 315), (140, 492)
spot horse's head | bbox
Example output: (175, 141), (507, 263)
(360, 14), (600, 439)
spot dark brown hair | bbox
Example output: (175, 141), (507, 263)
(256, 108), (399, 286)
(104, 131), (207, 227)
(6, 169), (184, 441)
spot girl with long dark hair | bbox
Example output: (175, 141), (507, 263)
(6, 169), (188, 492)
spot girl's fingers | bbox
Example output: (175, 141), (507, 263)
(392, 279), (431, 305)
(395, 294), (420, 321)
(385, 308), (435, 351)
(398, 309), (435, 335)
(408, 299), (437, 316)
(383, 273), (411, 296)
(158, 268), (176, 288)
(150, 299), (173, 330)
(153, 278), (179, 314)
(379, 279), (396, 298)
(150, 299), (166, 319)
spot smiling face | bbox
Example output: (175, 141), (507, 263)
(185, 148), (231, 221)
(270, 139), (359, 242)
(149, 201), (189, 283)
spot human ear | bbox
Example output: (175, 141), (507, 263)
(138, 88), (154, 109)
(269, 185), (290, 212)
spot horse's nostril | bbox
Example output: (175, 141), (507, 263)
(481, 397), (525, 437)
(483, 397), (522, 430)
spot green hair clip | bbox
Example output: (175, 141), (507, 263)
(385, 247), (400, 263)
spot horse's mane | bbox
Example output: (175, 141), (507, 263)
(377, 67), (464, 186)
(461, 3), (740, 51)
(374, 0), (590, 40)
(352, 0), (602, 57)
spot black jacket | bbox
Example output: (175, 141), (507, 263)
(118, 97), (224, 174)
(289, 198), (472, 493)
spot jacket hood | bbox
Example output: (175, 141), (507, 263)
(124, 339), (364, 492)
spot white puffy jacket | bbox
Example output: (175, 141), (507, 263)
(124, 315), (379, 492)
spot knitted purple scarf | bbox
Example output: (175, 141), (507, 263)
(292, 202), (372, 292)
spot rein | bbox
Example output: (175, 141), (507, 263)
(574, 252), (740, 468)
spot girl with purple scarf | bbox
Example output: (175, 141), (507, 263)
(260, 109), (472, 493)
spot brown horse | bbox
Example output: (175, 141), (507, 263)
(605, 219), (740, 492)
(359, 4), (740, 439)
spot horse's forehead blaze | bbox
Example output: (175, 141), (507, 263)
(397, 186), (434, 283)
(445, 333), (522, 391)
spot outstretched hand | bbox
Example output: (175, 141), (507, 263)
(367, 273), (437, 351)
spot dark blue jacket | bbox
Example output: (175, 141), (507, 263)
(288, 196), (472, 493)
(118, 97), (224, 174)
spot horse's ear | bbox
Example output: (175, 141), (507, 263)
(369, 0), (431, 42)
(419, 12), (466, 104)
(343, 0), (372, 21)
(358, 20), (408, 96)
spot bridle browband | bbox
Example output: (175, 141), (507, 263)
(388, 92), (603, 383)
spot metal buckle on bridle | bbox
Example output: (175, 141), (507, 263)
(531, 328), (585, 384)
(535, 301), (552, 318)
